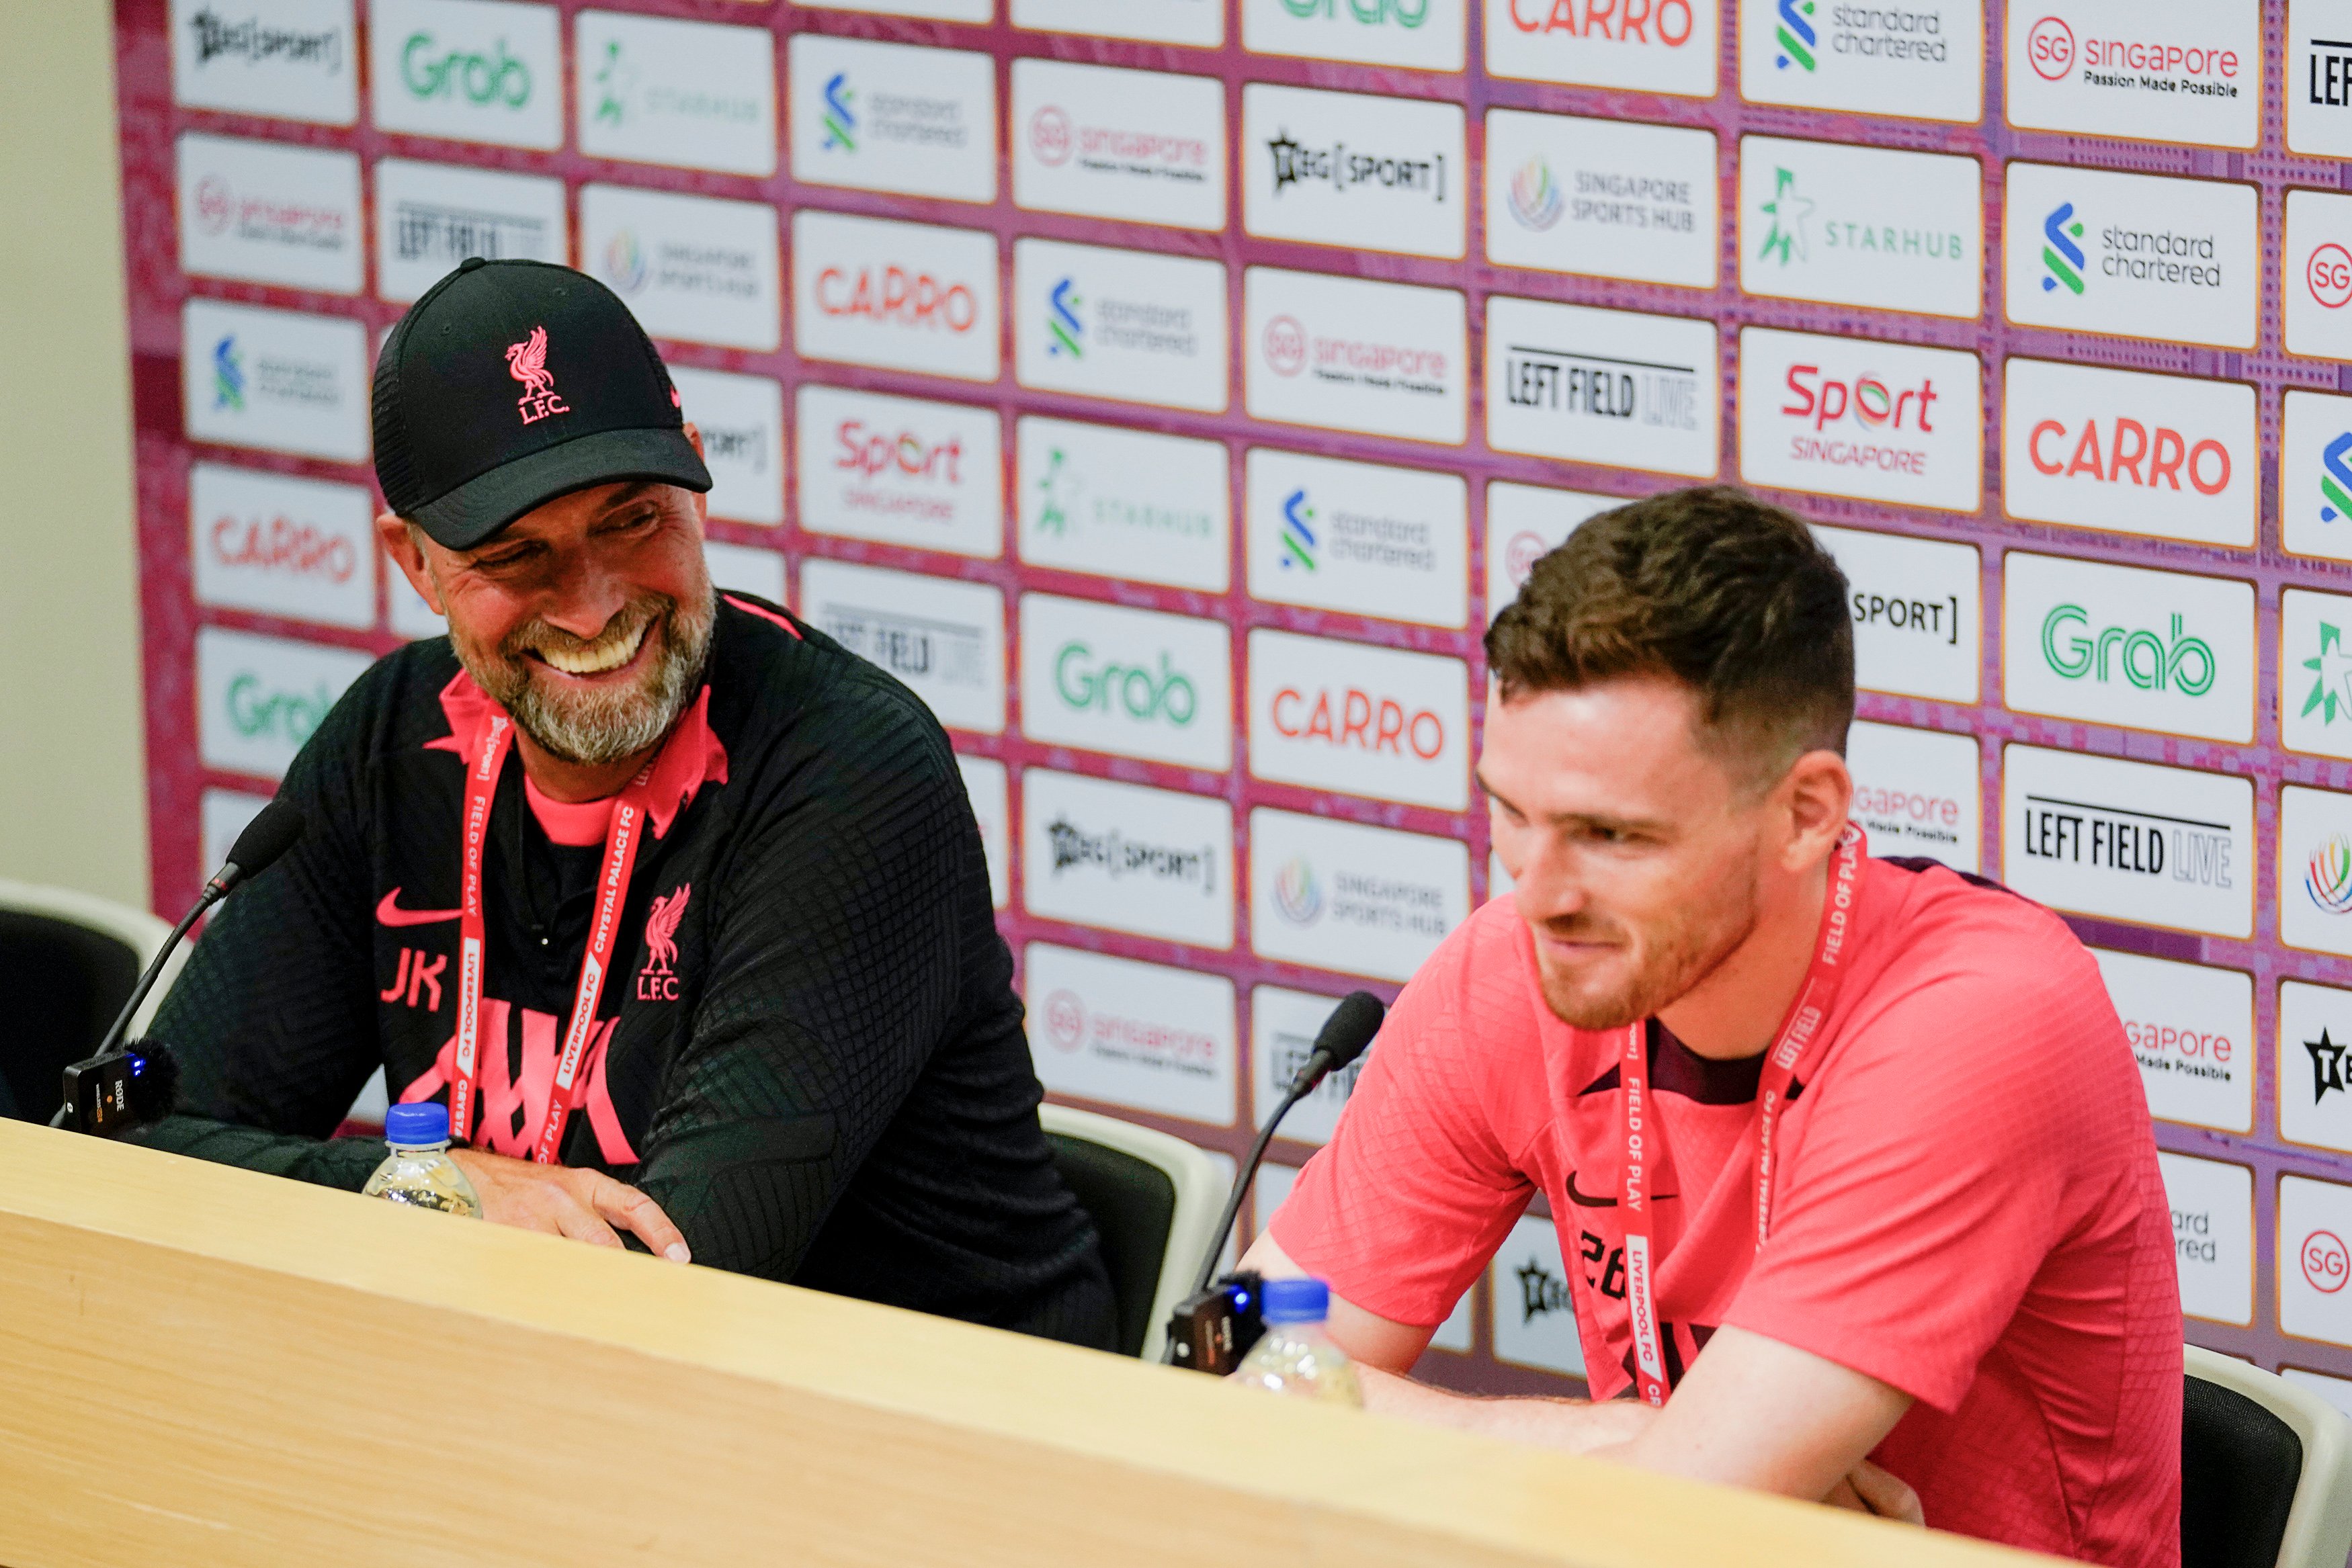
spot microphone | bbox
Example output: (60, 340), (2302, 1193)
(57, 799), (305, 1136)
(1164, 989), (1384, 1372)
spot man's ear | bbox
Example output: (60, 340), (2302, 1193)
(376, 512), (446, 615)
(682, 422), (710, 531)
(1779, 749), (1855, 873)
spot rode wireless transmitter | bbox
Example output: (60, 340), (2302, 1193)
(1163, 991), (1384, 1375)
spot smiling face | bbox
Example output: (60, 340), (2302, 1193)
(1480, 675), (1780, 1033)
(381, 461), (714, 773)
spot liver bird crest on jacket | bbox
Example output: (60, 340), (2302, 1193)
(643, 885), (689, 977)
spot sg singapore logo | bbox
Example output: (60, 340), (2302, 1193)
(1053, 642), (1199, 726)
(1279, 0), (1429, 25)
(401, 32), (531, 107)
(2040, 605), (2216, 695)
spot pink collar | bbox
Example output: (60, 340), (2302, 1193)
(522, 776), (615, 846)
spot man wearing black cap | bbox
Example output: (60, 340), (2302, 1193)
(137, 259), (1117, 1347)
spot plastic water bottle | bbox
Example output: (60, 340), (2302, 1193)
(361, 1102), (482, 1219)
(1235, 1277), (1363, 1406)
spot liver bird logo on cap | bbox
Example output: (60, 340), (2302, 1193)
(505, 324), (571, 426)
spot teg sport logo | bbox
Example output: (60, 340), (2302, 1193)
(187, 9), (343, 71)
(2040, 605), (2216, 696)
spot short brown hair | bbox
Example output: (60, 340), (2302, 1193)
(1484, 486), (1854, 785)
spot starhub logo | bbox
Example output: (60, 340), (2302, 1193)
(1047, 278), (1083, 359)
(1507, 157), (1562, 232)
(1776, 0), (1818, 69)
(2301, 621), (2352, 727)
(1756, 167), (1812, 264)
(1279, 489), (1318, 570)
(2042, 202), (2087, 294)
(2322, 432), (2352, 523)
(821, 72), (855, 150)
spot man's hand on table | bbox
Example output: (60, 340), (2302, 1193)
(446, 1149), (691, 1262)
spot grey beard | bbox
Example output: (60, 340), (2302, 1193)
(461, 588), (715, 769)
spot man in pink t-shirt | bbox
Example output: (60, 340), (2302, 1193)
(1251, 487), (2180, 1563)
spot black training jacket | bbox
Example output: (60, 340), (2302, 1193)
(137, 593), (1114, 1346)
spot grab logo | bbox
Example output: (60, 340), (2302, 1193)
(1247, 627), (1468, 810)
(2026, 15), (2074, 80)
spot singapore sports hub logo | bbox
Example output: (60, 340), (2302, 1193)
(2042, 202), (2087, 296)
(1273, 858), (1324, 925)
(820, 73), (855, 151)
(1046, 278), (1083, 359)
(1774, 0), (1818, 71)
(1507, 158), (1562, 232)
(2310, 834), (2352, 916)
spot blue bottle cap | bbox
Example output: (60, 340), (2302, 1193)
(383, 1101), (450, 1147)
(1261, 1276), (1331, 1325)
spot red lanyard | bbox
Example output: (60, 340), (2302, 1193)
(450, 707), (664, 1164)
(1617, 822), (1866, 1406)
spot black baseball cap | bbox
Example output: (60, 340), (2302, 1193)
(372, 257), (711, 550)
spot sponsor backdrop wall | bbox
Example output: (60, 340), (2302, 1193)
(112, 0), (2352, 1399)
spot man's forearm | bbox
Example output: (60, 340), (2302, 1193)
(1356, 1365), (1660, 1454)
(127, 1115), (387, 1191)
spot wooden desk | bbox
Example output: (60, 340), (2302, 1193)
(0, 1119), (2051, 1567)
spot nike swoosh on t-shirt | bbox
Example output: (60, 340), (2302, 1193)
(376, 889), (460, 927)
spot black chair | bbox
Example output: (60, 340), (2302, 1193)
(1040, 1103), (1226, 1360)
(0, 881), (177, 1125)
(2184, 1346), (2352, 1568)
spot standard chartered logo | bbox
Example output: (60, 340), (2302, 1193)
(226, 673), (337, 746)
(1775, 0), (1818, 70)
(1054, 642), (1198, 726)
(1281, 0), (1428, 24)
(2042, 202), (2087, 295)
(401, 32), (531, 107)
(2040, 605), (2216, 695)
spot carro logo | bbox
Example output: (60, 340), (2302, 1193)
(1273, 858), (1324, 925)
(1044, 990), (1087, 1050)
(821, 72), (855, 150)
(2042, 202), (2086, 294)
(2040, 606), (2216, 694)
(833, 420), (967, 486)
(2304, 1228), (2351, 1293)
(1047, 278), (1084, 358)
(1773, 0), (1816, 71)
(208, 511), (358, 583)
(1279, 489), (1317, 570)
(1502, 0), (1697, 45)
(1053, 642), (1200, 727)
(1030, 104), (1072, 166)
(816, 263), (980, 332)
(2312, 243), (2352, 310)
(2313, 836), (2352, 915)
(1270, 686), (1448, 759)
(1264, 315), (1308, 376)
(2026, 15), (2074, 81)
(2025, 416), (2232, 497)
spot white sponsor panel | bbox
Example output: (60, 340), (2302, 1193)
(1025, 943), (1238, 1126)
(1011, 59), (1226, 231)
(1736, 136), (1980, 319)
(2158, 1153), (2254, 1327)
(171, 0), (356, 124)
(1245, 450), (1468, 629)
(2283, 390), (2352, 564)
(1847, 721), (1980, 873)
(1486, 298), (1718, 478)
(702, 541), (784, 607)
(805, 0), (991, 18)
(183, 298), (370, 463)
(388, 566), (446, 638)
(788, 35), (995, 205)
(1241, 85), (1466, 260)
(581, 185), (781, 352)
(368, 0), (563, 150)
(575, 10), (777, 177)
(669, 366), (784, 528)
(196, 626), (372, 780)
(1811, 524), (1980, 703)
(1019, 594), (1233, 771)
(202, 788), (274, 879)
(2286, 191), (2352, 364)
(795, 210), (999, 382)
(2001, 554), (2255, 744)
(956, 754), (1011, 910)
(190, 463), (376, 629)
(2281, 979), (2352, 1154)
(2284, 588), (2352, 761)
(1248, 630), (1470, 811)
(1245, 267), (1467, 445)
(795, 384), (1003, 558)
(2005, 0), (2259, 148)
(1021, 770), (1235, 949)
(1741, 0), (1982, 120)
(373, 159), (565, 304)
(797, 558), (1006, 735)
(1249, 984), (1374, 1145)
(2283, 785), (2352, 959)
(1484, 483), (1618, 615)
(2002, 163), (2258, 351)
(1017, 417), (1230, 593)
(1999, 744), (2253, 939)
(1015, 0), (1222, 44)
(1485, 0), (1718, 95)
(1738, 327), (1981, 512)
(2292, 3), (2352, 156)
(2281, 1175), (2352, 1346)
(1483, 111), (1717, 290)
(2285, 1366), (2352, 1422)
(1014, 239), (1228, 414)
(2000, 359), (2254, 548)
(1490, 1214), (1587, 1378)
(2093, 949), (2253, 1134)
(176, 134), (362, 296)
(1249, 807), (1470, 982)
(1243, 0), (1468, 70)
